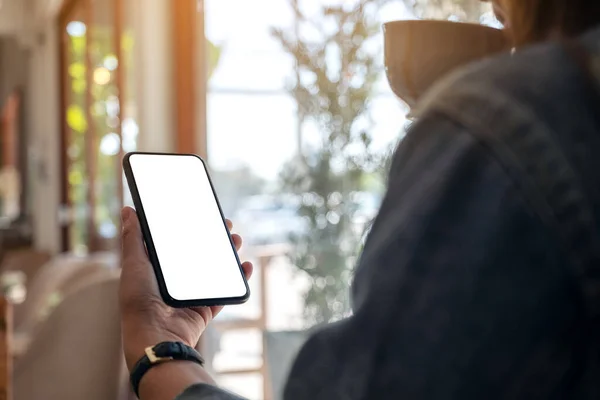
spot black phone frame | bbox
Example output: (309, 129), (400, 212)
(123, 151), (251, 308)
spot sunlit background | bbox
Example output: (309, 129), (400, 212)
(0, 0), (498, 399)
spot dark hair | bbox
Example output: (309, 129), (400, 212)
(505, 0), (600, 45)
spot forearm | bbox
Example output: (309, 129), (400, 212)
(138, 361), (216, 400)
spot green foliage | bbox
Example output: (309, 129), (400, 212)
(207, 39), (222, 80)
(65, 21), (223, 251)
(65, 30), (88, 251)
(272, 0), (389, 325)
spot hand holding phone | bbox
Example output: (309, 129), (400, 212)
(119, 205), (253, 371)
(123, 152), (251, 308)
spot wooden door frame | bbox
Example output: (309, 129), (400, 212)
(173, 0), (198, 154)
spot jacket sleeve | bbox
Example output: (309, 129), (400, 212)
(282, 112), (578, 400)
(175, 384), (248, 400)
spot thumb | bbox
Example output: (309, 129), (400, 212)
(120, 207), (161, 303)
(121, 207), (146, 263)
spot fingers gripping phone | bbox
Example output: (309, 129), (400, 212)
(123, 152), (250, 308)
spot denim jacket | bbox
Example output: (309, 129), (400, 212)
(177, 26), (600, 400)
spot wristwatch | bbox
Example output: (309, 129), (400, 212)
(130, 341), (205, 397)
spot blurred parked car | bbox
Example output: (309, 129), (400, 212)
(233, 192), (381, 246)
(232, 195), (307, 245)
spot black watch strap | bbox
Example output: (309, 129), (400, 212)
(130, 341), (205, 398)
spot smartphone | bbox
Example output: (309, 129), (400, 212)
(123, 152), (250, 308)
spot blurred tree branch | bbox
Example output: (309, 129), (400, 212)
(272, 0), (388, 325)
(402, 0), (488, 22)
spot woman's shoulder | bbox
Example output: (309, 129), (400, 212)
(405, 32), (600, 289)
(412, 31), (600, 172)
(414, 40), (582, 121)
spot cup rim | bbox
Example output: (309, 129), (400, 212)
(382, 19), (504, 33)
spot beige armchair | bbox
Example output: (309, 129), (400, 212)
(13, 256), (111, 334)
(13, 277), (129, 400)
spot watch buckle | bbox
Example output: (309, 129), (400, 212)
(145, 346), (173, 364)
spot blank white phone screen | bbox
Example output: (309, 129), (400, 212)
(128, 154), (247, 302)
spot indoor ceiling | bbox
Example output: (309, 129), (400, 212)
(0, 0), (63, 37)
(0, 0), (25, 36)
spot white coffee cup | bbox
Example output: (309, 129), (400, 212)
(383, 20), (509, 107)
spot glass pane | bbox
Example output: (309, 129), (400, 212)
(203, 0), (504, 397)
(90, 0), (121, 251)
(207, 93), (297, 188)
(63, 3), (89, 254)
(213, 329), (263, 372)
(0, 92), (22, 223)
(205, 0), (295, 92)
(205, 0), (405, 396)
(218, 374), (263, 400)
(61, 0), (135, 253)
(209, 53), (295, 92)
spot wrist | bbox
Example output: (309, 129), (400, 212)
(124, 332), (190, 371)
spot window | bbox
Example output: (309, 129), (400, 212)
(59, 0), (138, 253)
(204, 1), (408, 398)
(0, 91), (22, 224)
(201, 0), (501, 398)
